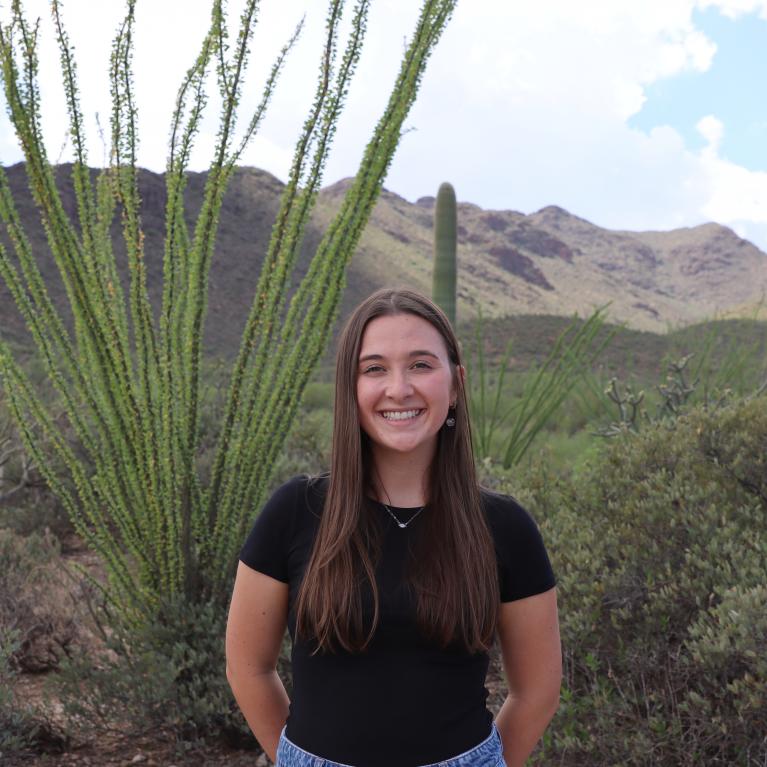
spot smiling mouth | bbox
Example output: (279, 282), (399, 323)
(379, 408), (424, 422)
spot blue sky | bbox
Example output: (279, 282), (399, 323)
(631, 7), (767, 171)
(2, 0), (767, 262)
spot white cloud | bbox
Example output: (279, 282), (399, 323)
(697, 114), (725, 154)
(382, 0), (724, 231)
(433, 0), (716, 121)
(696, 132), (767, 222)
(382, 0), (767, 248)
(697, 0), (767, 19)
(2, 0), (767, 252)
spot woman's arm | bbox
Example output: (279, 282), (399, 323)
(226, 561), (291, 762)
(494, 586), (562, 767)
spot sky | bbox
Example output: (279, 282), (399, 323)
(2, 0), (767, 250)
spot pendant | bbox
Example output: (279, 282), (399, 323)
(398, 522), (407, 528)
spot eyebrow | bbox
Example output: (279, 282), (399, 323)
(358, 350), (440, 363)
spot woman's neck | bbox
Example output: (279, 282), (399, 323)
(369, 445), (433, 507)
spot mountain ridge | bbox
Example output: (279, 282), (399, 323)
(1, 162), (765, 360)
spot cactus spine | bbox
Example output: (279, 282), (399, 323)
(432, 181), (457, 326)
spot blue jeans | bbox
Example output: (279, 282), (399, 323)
(275, 721), (505, 767)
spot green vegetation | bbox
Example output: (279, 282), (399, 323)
(0, 529), (79, 674)
(55, 595), (246, 745)
(0, 4), (764, 753)
(0, 531), (68, 759)
(432, 181), (457, 325)
(0, 630), (46, 757)
(501, 393), (767, 766)
(2, 311), (766, 761)
(467, 305), (614, 467)
(0, 0), (457, 624)
(0, 0), (458, 754)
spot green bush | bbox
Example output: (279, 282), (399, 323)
(301, 381), (334, 410)
(0, 492), (74, 542)
(271, 407), (332, 484)
(495, 395), (767, 765)
(1, 394), (77, 542)
(56, 595), (291, 750)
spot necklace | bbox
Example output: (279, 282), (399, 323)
(372, 468), (426, 529)
(381, 502), (425, 529)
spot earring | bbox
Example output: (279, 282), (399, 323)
(445, 404), (456, 428)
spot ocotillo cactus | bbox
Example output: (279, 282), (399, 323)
(0, 0), (459, 615)
(432, 181), (457, 326)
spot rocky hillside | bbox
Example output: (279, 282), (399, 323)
(1, 162), (765, 359)
(349, 193), (767, 332)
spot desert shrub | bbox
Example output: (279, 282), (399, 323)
(682, 583), (767, 762)
(0, 529), (80, 673)
(194, 372), (332, 487)
(0, 629), (39, 756)
(56, 595), (292, 750)
(1, 394), (78, 543)
(271, 407), (332, 483)
(0, 530), (75, 760)
(494, 394), (767, 765)
(302, 381), (334, 410)
(0, 491), (74, 542)
(0, 629), (67, 761)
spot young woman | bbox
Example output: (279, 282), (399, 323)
(226, 288), (561, 767)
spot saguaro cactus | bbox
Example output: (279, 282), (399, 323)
(432, 181), (457, 326)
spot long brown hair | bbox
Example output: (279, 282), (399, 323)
(295, 288), (499, 654)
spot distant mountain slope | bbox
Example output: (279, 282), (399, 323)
(1, 163), (765, 361)
(346, 194), (767, 332)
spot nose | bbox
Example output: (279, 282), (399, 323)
(385, 369), (414, 400)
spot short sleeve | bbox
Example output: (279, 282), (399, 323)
(239, 476), (304, 583)
(484, 491), (556, 602)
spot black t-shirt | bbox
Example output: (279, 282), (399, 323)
(239, 474), (556, 767)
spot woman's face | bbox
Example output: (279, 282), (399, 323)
(355, 313), (457, 464)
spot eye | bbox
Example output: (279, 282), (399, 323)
(412, 361), (432, 369)
(361, 364), (384, 374)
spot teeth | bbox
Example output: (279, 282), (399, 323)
(382, 409), (421, 420)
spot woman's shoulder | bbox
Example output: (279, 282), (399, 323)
(264, 472), (329, 517)
(243, 473), (327, 544)
(479, 485), (550, 547)
(480, 485), (536, 527)
(480, 486), (557, 599)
